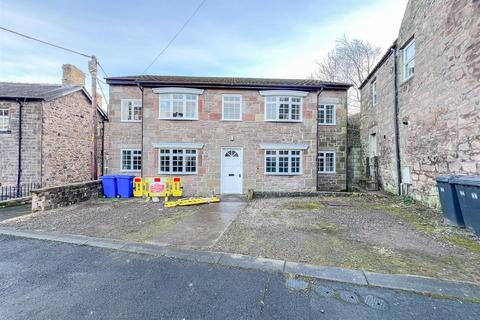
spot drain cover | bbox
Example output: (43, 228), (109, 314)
(339, 291), (360, 304)
(314, 285), (335, 297)
(364, 295), (388, 311)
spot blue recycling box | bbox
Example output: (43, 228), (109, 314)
(115, 175), (135, 198)
(101, 175), (117, 198)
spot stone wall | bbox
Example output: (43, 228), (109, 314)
(317, 92), (348, 191)
(360, 0), (480, 207)
(346, 113), (362, 190)
(41, 91), (96, 187)
(106, 86), (348, 195)
(0, 100), (42, 187)
(31, 180), (102, 211)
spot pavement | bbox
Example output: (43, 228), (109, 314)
(1, 233), (480, 319)
(0, 204), (31, 222)
(149, 201), (245, 248)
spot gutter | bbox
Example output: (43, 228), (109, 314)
(391, 47), (402, 195)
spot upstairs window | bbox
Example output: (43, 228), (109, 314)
(159, 94), (198, 120)
(265, 96), (302, 122)
(265, 150), (302, 175)
(222, 95), (242, 121)
(319, 104), (336, 125)
(121, 149), (142, 171)
(318, 151), (335, 173)
(403, 39), (415, 80)
(371, 80), (377, 108)
(0, 108), (9, 131)
(159, 149), (198, 174)
(121, 99), (142, 122)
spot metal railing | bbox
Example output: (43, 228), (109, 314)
(0, 183), (41, 201)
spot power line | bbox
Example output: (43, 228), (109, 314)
(97, 61), (109, 78)
(96, 79), (109, 109)
(0, 26), (92, 58)
(142, 0), (208, 74)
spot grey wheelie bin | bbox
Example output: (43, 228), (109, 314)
(436, 176), (464, 226)
(451, 176), (480, 236)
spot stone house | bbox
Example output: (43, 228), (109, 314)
(0, 65), (107, 190)
(359, 0), (479, 207)
(105, 75), (350, 195)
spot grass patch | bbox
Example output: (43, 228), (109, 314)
(287, 201), (325, 210)
(442, 235), (480, 255)
(308, 223), (338, 235)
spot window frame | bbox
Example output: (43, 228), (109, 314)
(403, 38), (415, 81)
(158, 148), (198, 175)
(318, 104), (336, 125)
(120, 99), (142, 122)
(264, 96), (303, 122)
(264, 149), (303, 176)
(318, 151), (336, 173)
(0, 107), (9, 131)
(222, 94), (242, 121)
(158, 94), (199, 120)
(120, 149), (142, 172)
(371, 80), (377, 108)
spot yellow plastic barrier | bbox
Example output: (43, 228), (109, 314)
(133, 177), (143, 197)
(171, 177), (183, 197)
(165, 196), (220, 208)
(144, 177), (171, 197)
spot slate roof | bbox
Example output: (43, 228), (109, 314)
(106, 75), (351, 90)
(0, 82), (107, 119)
(0, 82), (85, 101)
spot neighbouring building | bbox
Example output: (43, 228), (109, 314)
(0, 64), (107, 191)
(105, 75), (350, 195)
(359, 0), (479, 207)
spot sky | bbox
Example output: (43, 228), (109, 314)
(0, 0), (408, 104)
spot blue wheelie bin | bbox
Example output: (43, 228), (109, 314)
(116, 175), (135, 198)
(101, 175), (117, 198)
(436, 175), (464, 226)
(451, 176), (480, 236)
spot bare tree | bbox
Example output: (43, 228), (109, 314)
(313, 35), (382, 113)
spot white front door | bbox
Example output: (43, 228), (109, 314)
(221, 148), (243, 194)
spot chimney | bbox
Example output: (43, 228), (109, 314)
(62, 64), (85, 87)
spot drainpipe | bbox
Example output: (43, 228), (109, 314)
(15, 98), (26, 197)
(391, 47), (402, 195)
(101, 120), (105, 176)
(316, 89), (323, 191)
(137, 83), (144, 178)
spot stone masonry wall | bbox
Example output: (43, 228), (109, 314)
(361, 0), (480, 207)
(0, 100), (42, 186)
(106, 86), (348, 195)
(346, 113), (362, 190)
(317, 92), (348, 191)
(41, 91), (95, 187)
(32, 180), (102, 211)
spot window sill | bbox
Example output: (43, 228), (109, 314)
(0, 130), (11, 134)
(401, 75), (414, 86)
(318, 123), (336, 126)
(158, 172), (198, 175)
(264, 120), (303, 123)
(120, 170), (141, 173)
(120, 120), (142, 123)
(318, 171), (336, 174)
(158, 118), (198, 121)
(221, 119), (242, 122)
(265, 173), (302, 176)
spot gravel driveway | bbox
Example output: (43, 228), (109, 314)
(213, 194), (480, 283)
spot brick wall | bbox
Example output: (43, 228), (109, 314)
(41, 91), (96, 187)
(0, 100), (42, 186)
(360, 0), (480, 207)
(106, 86), (348, 195)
